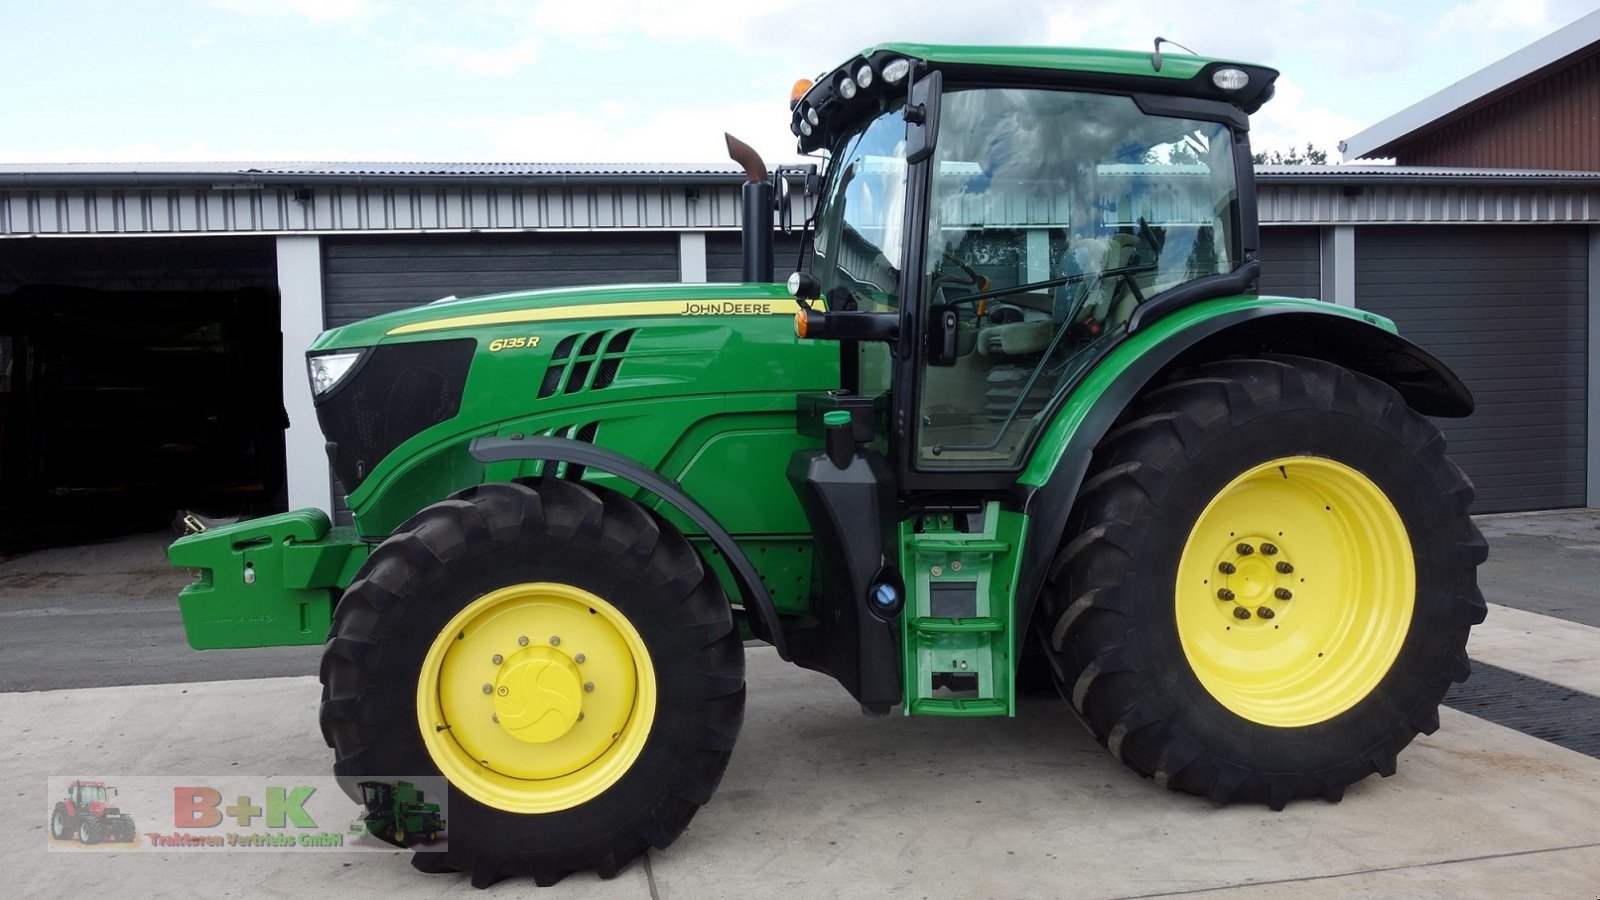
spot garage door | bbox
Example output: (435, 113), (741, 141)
(322, 233), (680, 326)
(706, 232), (808, 282)
(1356, 226), (1588, 512)
(1257, 227), (1321, 299)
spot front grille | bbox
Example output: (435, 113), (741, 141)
(315, 339), (474, 492)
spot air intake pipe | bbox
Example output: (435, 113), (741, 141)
(725, 133), (773, 283)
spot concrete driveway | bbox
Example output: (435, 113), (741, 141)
(3, 510), (1599, 896)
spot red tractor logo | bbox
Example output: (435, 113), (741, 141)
(51, 780), (137, 844)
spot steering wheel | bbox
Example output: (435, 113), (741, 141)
(932, 249), (985, 290)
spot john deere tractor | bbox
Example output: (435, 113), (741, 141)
(168, 43), (1486, 888)
(358, 780), (444, 845)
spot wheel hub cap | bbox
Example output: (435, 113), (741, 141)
(492, 647), (583, 744)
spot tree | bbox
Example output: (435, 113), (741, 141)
(1252, 143), (1330, 165)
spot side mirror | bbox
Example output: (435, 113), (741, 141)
(777, 177), (796, 234)
(905, 69), (943, 165)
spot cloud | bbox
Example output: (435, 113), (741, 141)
(202, 0), (385, 26)
(1247, 76), (1365, 162)
(1434, 0), (1554, 36)
(446, 101), (797, 165)
(526, 0), (1052, 60)
(420, 36), (541, 76)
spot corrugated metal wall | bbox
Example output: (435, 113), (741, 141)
(321, 233), (680, 327)
(1377, 50), (1600, 170)
(4, 179), (1595, 236)
(1355, 226), (1589, 512)
(0, 184), (753, 237)
(1257, 227), (1322, 298)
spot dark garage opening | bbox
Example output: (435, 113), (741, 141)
(0, 237), (286, 553)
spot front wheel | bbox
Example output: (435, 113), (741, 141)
(320, 479), (744, 888)
(50, 805), (74, 840)
(1043, 356), (1487, 807)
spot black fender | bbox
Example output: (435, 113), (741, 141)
(1014, 306), (1474, 644)
(469, 435), (789, 660)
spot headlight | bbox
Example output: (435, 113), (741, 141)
(308, 351), (363, 396)
(1212, 67), (1250, 91)
(881, 57), (910, 85)
(855, 63), (874, 89)
(838, 76), (857, 99)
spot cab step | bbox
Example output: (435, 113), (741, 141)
(899, 502), (1017, 717)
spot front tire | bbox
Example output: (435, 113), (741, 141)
(320, 479), (744, 888)
(50, 805), (74, 840)
(1043, 356), (1487, 808)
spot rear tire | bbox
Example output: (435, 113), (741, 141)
(1042, 356), (1486, 808)
(320, 479), (744, 888)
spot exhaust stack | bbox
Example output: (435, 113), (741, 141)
(725, 133), (773, 283)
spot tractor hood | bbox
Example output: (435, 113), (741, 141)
(308, 282), (800, 352)
(303, 280), (837, 534)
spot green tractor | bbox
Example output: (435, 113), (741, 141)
(358, 780), (444, 845)
(168, 43), (1486, 888)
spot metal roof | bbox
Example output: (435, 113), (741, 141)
(1256, 164), (1600, 185)
(1340, 9), (1600, 160)
(0, 161), (750, 188)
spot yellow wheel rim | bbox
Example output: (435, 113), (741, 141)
(416, 582), (656, 814)
(1175, 456), (1414, 727)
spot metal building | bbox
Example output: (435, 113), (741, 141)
(0, 162), (1596, 535)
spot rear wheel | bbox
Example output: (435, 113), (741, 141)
(320, 479), (744, 888)
(1043, 356), (1486, 807)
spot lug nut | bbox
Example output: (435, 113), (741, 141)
(1217, 588), (1236, 601)
(482, 684), (493, 694)
(574, 654), (586, 664)
(550, 636), (561, 646)
(1233, 607), (1252, 620)
(584, 682), (594, 693)
(518, 636), (529, 646)
(1257, 606), (1275, 620)
(1261, 543), (1278, 556)
(491, 654), (503, 665)
(1276, 561), (1295, 574)
(491, 714), (498, 723)
(1275, 588), (1293, 600)
(1218, 562), (1236, 575)
(577, 712), (585, 721)
(1237, 543), (1254, 555)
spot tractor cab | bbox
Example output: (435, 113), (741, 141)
(359, 781), (392, 810)
(774, 46), (1276, 714)
(71, 781), (109, 808)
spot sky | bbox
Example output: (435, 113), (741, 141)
(2, 0), (1596, 167)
